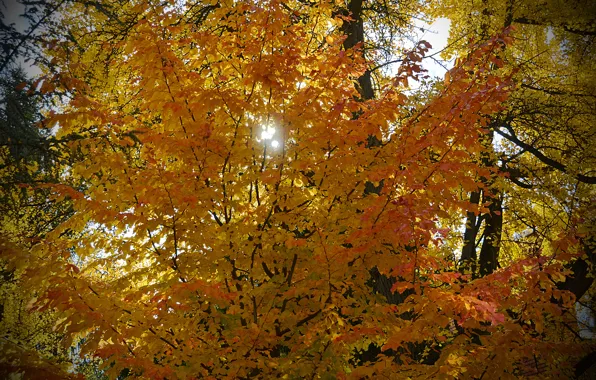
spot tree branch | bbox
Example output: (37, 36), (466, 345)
(495, 126), (596, 184)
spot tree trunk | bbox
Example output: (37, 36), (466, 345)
(460, 190), (481, 276)
(339, 0), (374, 102)
(478, 190), (502, 276)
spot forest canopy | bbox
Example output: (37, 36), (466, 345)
(0, 0), (595, 378)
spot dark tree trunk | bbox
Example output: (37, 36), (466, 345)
(339, 0), (374, 101)
(460, 190), (481, 276)
(460, 130), (502, 278)
(478, 191), (502, 276)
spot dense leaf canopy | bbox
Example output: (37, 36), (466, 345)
(1, 0), (595, 378)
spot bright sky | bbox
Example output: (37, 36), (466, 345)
(418, 18), (453, 77)
(1, 0), (27, 32)
(1, 0), (42, 76)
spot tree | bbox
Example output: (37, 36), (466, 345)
(0, 65), (108, 379)
(430, 0), (596, 375)
(1, 0), (594, 378)
(0, 66), (74, 238)
(0, 67), (73, 378)
(431, 0), (596, 276)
